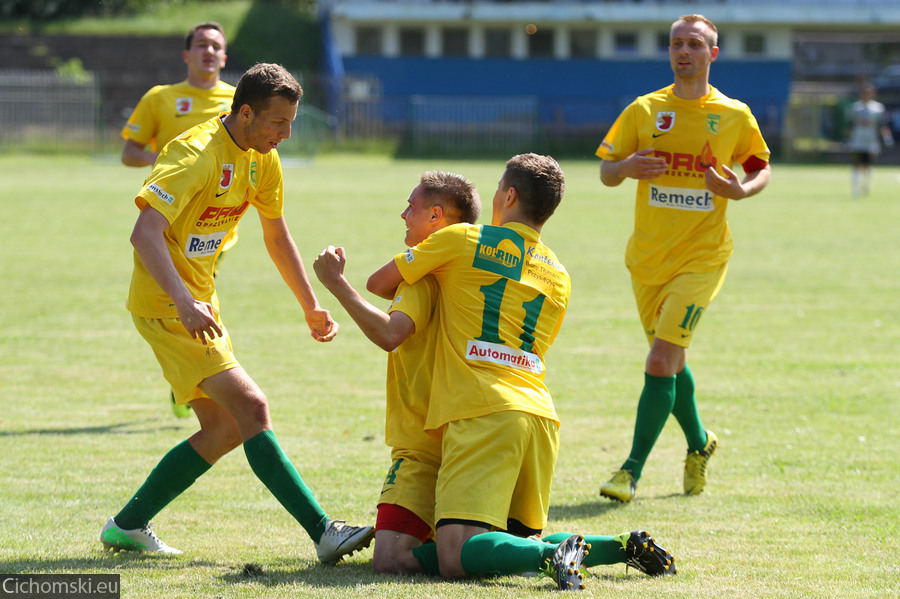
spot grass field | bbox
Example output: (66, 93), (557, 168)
(1, 154), (898, 598)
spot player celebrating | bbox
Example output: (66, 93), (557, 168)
(316, 168), (677, 584)
(314, 171), (481, 573)
(100, 63), (374, 564)
(362, 154), (676, 590)
(120, 21), (238, 418)
(596, 14), (771, 503)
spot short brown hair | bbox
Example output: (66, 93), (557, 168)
(674, 14), (718, 48)
(185, 22), (226, 51)
(502, 153), (565, 226)
(419, 171), (481, 224)
(231, 63), (303, 114)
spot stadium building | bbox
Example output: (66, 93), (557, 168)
(319, 0), (900, 156)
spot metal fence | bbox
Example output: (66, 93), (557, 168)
(2, 70), (805, 160)
(0, 69), (100, 152)
(405, 95), (540, 157)
(0, 69), (334, 158)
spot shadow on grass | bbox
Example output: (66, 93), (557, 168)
(0, 420), (184, 437)
(548, 499), (624, 520)
(0, 552), (218, 573)
(220, 561), (571, 591)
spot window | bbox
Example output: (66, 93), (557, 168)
(528, 28), (554, 58)
(400, 27), (425, 56)
(443, 27), (468, 57)
(744, 33), (766, 56)
(657, 31), (670, 55)
(570, 29), (596, 59)
(356, 26), (381, 56)
(614, 31), (638, 55)
(485, 28), (511, 58)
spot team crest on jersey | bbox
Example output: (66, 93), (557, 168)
(220, 164), (235, 190)
(175, 97), (193, 115)
(656, 111), (676, 132)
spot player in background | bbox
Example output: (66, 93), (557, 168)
(366, 154), (676, 590)
(314, 171), (481, 574)
(121, 22), (238, 418)
(121, 22), (234, 168)
(100, 63), (374, 564)
(596, 14), (771, 503)
(846, 82), (893, 197)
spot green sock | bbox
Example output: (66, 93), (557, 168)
(623, 373), (676, 480)
(114, 440), (211, 530)
(672, 364), (708, 452)
(243, 430), (327, 542)
(542, 532), (622, 567)
(412, 542), (441, 575)
(460, 531), (555, 577)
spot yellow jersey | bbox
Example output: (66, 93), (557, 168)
(121, 80), (235, 152)
(394, 222), (570, 431)
(385, 277), (442, 456)
(126, 115), (284, 318)
(596, 84), (770, 285)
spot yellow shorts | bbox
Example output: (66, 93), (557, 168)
(632, 263), (728, 348)
(435, 410), (559, 532)
(131, 314), (239, 405)
(377, 447), (441, 532)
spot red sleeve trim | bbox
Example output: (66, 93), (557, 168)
(742, 155), (769, 174)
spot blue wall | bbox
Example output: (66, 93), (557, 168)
(342, 56), (791, 130)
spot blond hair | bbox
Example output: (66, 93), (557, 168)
(673, 14), (718, 48)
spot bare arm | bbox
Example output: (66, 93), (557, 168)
(259, 214), (338, 342)
(121, 139), (159, 167)
(366, 259), (404, 301)
(130, 206), (222, 343)
(314, 246), (415, 351)
(600, 148), (668, 187)
(704, 163), (771, 200)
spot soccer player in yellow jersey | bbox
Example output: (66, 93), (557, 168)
(360, 154), (641, 590)
(596, 14), (771, 503)
(313, 171), (481, 574)
(121, 21), (237, 418)
(120, 22), (234, 167)
(100, 63), (374, 564)
(319, 165), (677, 586)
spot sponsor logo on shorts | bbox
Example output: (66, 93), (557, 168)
(466, 339), (543, 375)
(148, 183), (175, 205)
(185, 232), (228, 258)
(648, 184), (714, 212)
